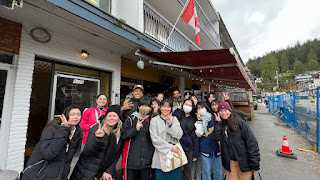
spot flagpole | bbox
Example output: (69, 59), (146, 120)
(161, 0), (191, 52)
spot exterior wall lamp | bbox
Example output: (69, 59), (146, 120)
(81, 50), (89, 59)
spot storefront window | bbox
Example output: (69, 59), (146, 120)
(0, 53), (13, 64)
(53, 74), (100, 116)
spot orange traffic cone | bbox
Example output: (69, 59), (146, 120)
(276, 135), (297, 159)
(281, 136), (292, 154)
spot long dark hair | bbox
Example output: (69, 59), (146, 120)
(221, 111), (239, 133)
(205, 92), (215, 111)
(179, 98), (196, 139)
(43, 105), (81, 144)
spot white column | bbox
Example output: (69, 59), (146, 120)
(6, 30), (35, 171)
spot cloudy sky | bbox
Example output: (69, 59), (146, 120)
(211, 0), (320, 63)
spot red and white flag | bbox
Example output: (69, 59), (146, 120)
(180, 0), (200, 45)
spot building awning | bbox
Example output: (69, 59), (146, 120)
(139, 48), (256, 92)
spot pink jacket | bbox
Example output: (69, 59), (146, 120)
(79, 106), (108, 145)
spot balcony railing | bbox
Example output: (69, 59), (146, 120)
(178, 0), (221, 48)
(143, 2), (200, 52)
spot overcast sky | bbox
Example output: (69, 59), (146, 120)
(211, 0), (320, 63)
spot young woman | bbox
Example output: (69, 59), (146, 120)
(79, 94), (108, 145)
(196, 103), (222, 180)
(210, 99), (219, 115)
(71, 105), (123, 180)
(190, 94), (198, 107)
(206, 92), (217, 114)
(157, 93), (164, 102)
(150, 99), (183, 180)
(184, 92), (190, 101)
(172, 99), (199, 180)
(151, 99), (161, 118)
(212, 101), (260, 180)
(121, 97), (154, 180)
(22, 105), (82, 180)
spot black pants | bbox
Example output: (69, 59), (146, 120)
(127, 168), (150, 180)
(181, 151), (193, 180)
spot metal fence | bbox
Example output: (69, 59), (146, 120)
(268, 88), (320, 153)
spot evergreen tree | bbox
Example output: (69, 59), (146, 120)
(280, 53), (289, 73)
(293, 59), (306, 75)
(307, 59), (319, 71)
(262, 55), (279, 82)
(306, 48), (318, 70)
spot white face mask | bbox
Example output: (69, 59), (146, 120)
(198, 108), (207, 116)
(183, 105), (192, 114)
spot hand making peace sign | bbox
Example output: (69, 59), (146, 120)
(177, 102), (182, 109)
(223, 92), (230, 101)
(214, 113), (221, 121)
(166, 113), (173, 125)
(95, 123), (106, 137)
(59, 114), (70, 127)
(136, 118), (144, 131)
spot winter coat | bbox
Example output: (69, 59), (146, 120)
(70, 123), (124, 180)
(79, 106), (108, 145)
(149, 115), (183, 170)
(122, 98), (140, 122)
(121, 112), (155, 170)
(22, 123), (82, 180)
(173, 109), (200, 158)
(212, 117), (260, 172)
(199, 116), (220, 157)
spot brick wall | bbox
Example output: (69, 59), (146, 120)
(0, 17), (21, 54)
(4, 25), (121, 171)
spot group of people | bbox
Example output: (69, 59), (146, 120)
(22, 85), (260, 180)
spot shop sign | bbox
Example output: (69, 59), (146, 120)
(73, 79), (85, 84)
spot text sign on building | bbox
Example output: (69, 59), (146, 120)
(73, 79), (85, 84)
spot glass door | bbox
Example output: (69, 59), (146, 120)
(50, 73), (100, 119)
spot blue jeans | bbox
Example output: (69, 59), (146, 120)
(201, 154), (223, 180)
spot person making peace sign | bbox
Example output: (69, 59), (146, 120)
(71, 105), (124, 180)
(22, 105), (82, 180)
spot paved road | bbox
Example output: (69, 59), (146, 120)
(249, 108), (319, 180)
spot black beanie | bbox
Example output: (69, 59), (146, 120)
(106, 105), (121, 118)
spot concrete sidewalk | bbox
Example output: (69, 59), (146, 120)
(249, 108), (320, 180)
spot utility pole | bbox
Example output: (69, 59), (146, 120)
(276, 70), (279, 90)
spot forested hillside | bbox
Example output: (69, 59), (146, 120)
(246, 39), (320, 82)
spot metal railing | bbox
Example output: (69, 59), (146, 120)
(143, 2), (200, 52)
(178, 0), (221, 48)
(268, 89), (320, 153)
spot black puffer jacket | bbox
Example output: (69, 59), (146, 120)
(122, 98), (140, 122)
(121, 112), (154, 170)
(22, 123), (82, 180)
(212, 117), (260, 172)
(70, 123), (124, 180)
